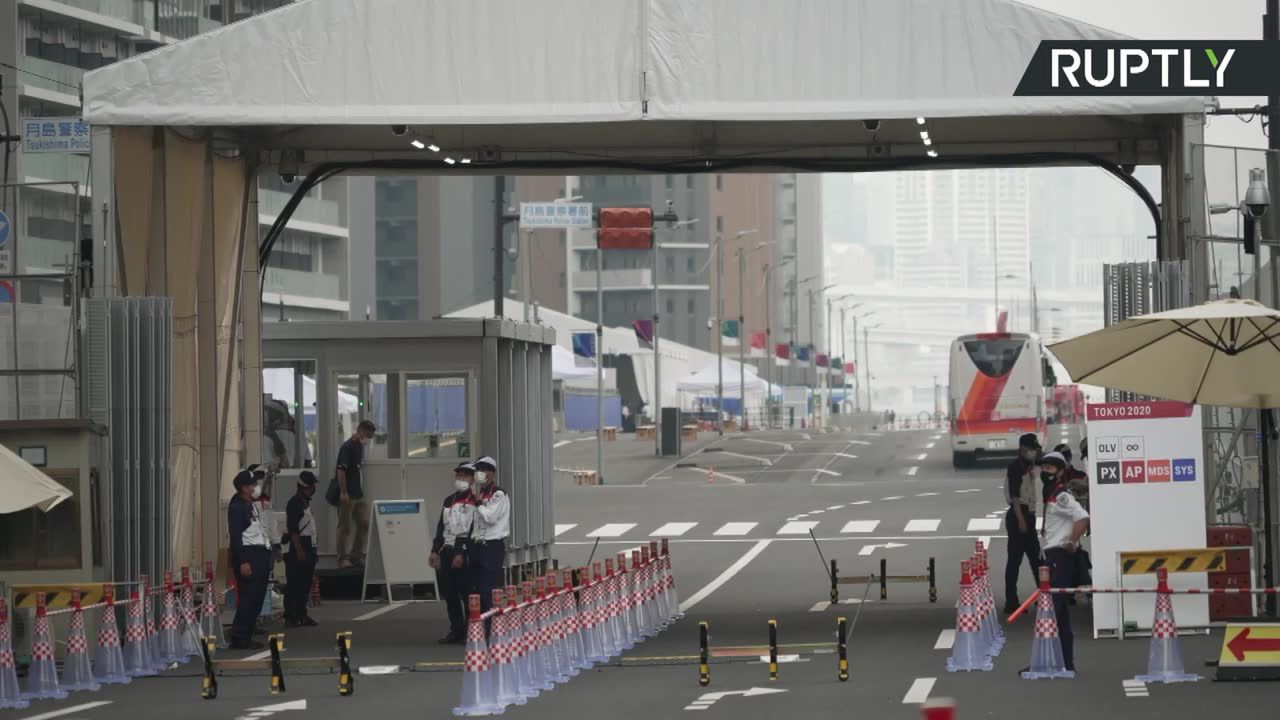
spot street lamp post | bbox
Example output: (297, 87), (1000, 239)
(653, 218), (699, 456)
(863, 323), (881, 412)
(733, 233), (764, 430)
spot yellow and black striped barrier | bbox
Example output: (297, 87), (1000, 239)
(201, 636), (218, 700)
(13, 585), (105, 609)
(699, 621), (711, 687)
(767, 619), (779, 682)
(831, 557), (937, 602)
(268, 634), (286, 695)
(337, 632), (354, 696)
(1120, 548), (1226, 575)
(837, 616), (849, 682)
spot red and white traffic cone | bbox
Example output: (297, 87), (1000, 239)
(94, 585), (131, 685)
(594, 563), (619, 658)
(616, 553), (638, 650)
(637, 548), (656, 638)
(921, 697), (956, 720)
(1135, 568), (1199, 683)
(562, 569), (589, 672)
(140, 575), (161, 665)
(179, 568), (202, 658)
(0, 599), (28, 710)
(200, 562), (226, 649)
(946, 561), (992, 672)
(452, 594), (502, 717)
(156, 573), (189, 665)
(1021, 567), (1073, 679)
(505, 586), (538, 701)
(61, 590), (100, 692)
(976, 546), (1004, 654)
(123, 589), (156, 677)
(541, 575), (572, 683)
(490, 589), (524, 708)
(24, 592), (67, 700)
(661, 538), (682, 621)
(578, 569), (606, 664)
(648, 541), (670, 628)
(521, 581), (553, 693)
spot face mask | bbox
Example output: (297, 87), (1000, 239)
(454, 480), (470, 492)
(1041, 471), (1057, 484)
(475, 471), (490, 486)
(251, 484), (263, 499)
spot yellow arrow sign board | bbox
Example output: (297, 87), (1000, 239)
(1217, 623), (1280, 681)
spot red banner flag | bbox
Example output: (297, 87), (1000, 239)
(749, 332), (767, 358)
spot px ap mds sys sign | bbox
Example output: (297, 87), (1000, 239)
(1086, 401), (1207, 636)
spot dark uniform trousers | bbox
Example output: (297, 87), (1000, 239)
(1004, 505), (1042, 609)
(437, 545), (469, 635)
(231, 546), (273, 643)
(1044, 547), (1076, 670)
(469, 539), (506, 613)
(284, 538), (317, 623)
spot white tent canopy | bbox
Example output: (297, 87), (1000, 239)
(676, 361), (770, 397)
(83, 0), (1209, 167)
(262, 367), (359, 414)
(0, 443), (73, 514)
(551, 344), (597, 381)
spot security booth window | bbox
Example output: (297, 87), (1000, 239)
(405, 375), (469, 459)
(0, 468), (81, 570)
(336, 373), (398, 460)
(262, 361), (319, 469)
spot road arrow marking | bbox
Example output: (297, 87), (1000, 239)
(907, 466), (919, 476)
(247, 700), (307, 713)
(684, 686), (789, 709)
(859, 542), (907, 556)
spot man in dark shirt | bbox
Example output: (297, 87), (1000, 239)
(330, 420), (375, 569)
(227, 465), (271, 650)
(1004, 432), (1042, 613)
(284, 471), (319, 628)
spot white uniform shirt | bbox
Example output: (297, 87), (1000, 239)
(299, 505), (316, 540)
(443, 496), (476, 547)
(1042, 488), (1089, 550)
(242, 502), (271, 548)
(473, 486), (510, 541)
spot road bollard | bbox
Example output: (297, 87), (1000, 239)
(928, 557), (938, 603)
(200, 636), (217, 700)
(699, 622), (710, 687)
(837, 616), (849, 682)
(268, 634), (286, 695)
(768, 619), (779, 681)
(337, 632), (354, 696)
(830, 559), (839, 604)
(880, 558), (888, 601)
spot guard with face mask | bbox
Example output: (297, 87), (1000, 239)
(227, 465), (271, 650)
(468, 456), (509, 613)
(1004, 432), (1043, 613)
(1035, 451), (1090, 674)
(429, 463), (476, 644)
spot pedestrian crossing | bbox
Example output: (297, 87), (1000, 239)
(560, 517), (1012, 541)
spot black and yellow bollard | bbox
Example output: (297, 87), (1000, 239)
(837, 616), (849, 682)
(829, 559), (839, 604)
(698, 621), (711, 687)
(268, 634), (286, 695)
(927, 557), (938, 603)
(768, 619), (779, 681)
(337, 632), (354, 697)
(879, 558), (888, 601)
(200, 636), (218, 700)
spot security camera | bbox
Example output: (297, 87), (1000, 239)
(862, 119), (881, 132)
(390, 124), (408, 136)
(278, 149), (300, 185)
(280, 172), (296, 184)
(1243, 168), (1270, 218)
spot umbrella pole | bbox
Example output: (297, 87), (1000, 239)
(1263, 410), (1278, 617)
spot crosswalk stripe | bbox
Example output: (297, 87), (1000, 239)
(777, 521), (820, 535)
(713, 522), (758, 536)
(967, 518), (1002, 532)
(904, 519), (941, 532)
(586, 523), (636, 538)
(651, 522), (698, 537)
(934, 629), (956, 650)
(850, 500), (871, 506)
(554, 523), (577, 537)
(841, 520), (880, 533)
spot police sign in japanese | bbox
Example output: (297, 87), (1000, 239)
(22, 117), (91, 154)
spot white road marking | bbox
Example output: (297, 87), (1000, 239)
(678, 540), (772, 613)
(651, 522), (698, 537)
(587, 523), (637, 538)
(979, 536), (992, 547)
(955, 489), (981, 493)
(733, 438), (794, 452)
(907, 466), (919, 476)
(859, 542), (906, 556)
(802, 433), (812, 440)
(902, 677), (936, 704)
(812, 469), (842, 477)
(693, 467), (748, 484)
(930, 435), (943, 440)
(925, 442), (936, 449)
(555, 523), (577, 537)
(967, 518), (1002, 532)
(915, 453), (928, 461)
(244, 648), (273, 660)
(704, 450), (773, 465)
(827, 505), (844, 510)
(247, 699), (308, 713)
(904, 519), (941, 532)
(18, 701), (114, 720)
(850, 500), (871, 505)
(358, 665), (401, 675)
(713, 522), (758, 536)
(777, 521), (820, 535)
(1122, 679), (1149, 697)
(934, 629), (956, 650)
(354, 602), (408, 622)
(881, 496), (903, 501)
(916, 492), (938, 497)
(810, 509), (825, 514)
(810, 601), (832, 612)
(841, 520), (880, 533)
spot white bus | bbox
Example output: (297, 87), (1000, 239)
(949, 332), (1045, 468)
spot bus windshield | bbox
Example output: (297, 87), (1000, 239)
(962, 338), (1024, 378)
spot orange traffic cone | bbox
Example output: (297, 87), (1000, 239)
(24, 592), (67, 700)
(1135, 568), (1199, 683)
(61, 590), (100, 692)
(0, 598), (27, 710)
(946, 561), (992, 672)
(452, 594), (502, 716)
(1021, 567), (1073, 680)
(94, 585), (131, 685)
(521, 581), (553, 692)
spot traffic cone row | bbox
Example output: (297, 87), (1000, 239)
(25, 593), (67, 700)
(200, 562), (226, 650)
(972, 543), (1003, 656)
(123, 589), (157, 677)
(1022, 566), (1074, 680)
(93, 586), (131, 685)
(454, 548), (682, 715)
(1134, 568), (1199, 684)
(0, 598), (27, 710)
(142, 576), (162, 667)
(157, 572), (191, 665)
(179, 567), (203, 658)
(946, 561), (993, 673)
(61, 591), (100, 692)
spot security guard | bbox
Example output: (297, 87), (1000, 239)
(1039, 451), (1090, 673)
(430, 463), (476, 644)
(1004, 432), (1042, 613)
(1054, 442), (1090, 510)
(468, 456), (509, 613)
(227, 465), (271, 650)
(283, 471), (319, 628)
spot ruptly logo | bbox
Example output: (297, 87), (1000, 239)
(1015, 41), (1278, 96)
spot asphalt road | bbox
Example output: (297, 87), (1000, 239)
(3, 423), (1273, 720)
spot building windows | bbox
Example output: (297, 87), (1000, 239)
(267, 231), (317, 272)
(716, 216), (724, 232)
(665, 255), (675, 274)
(716, 175), (724, 191)
(666, 299), (674, 314)
(687, 299), (695, 315)
(687, 256), (695, 274)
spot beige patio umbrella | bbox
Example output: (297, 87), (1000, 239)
(1047, 297), (1280, 615)
(0, 442), (72, 514)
